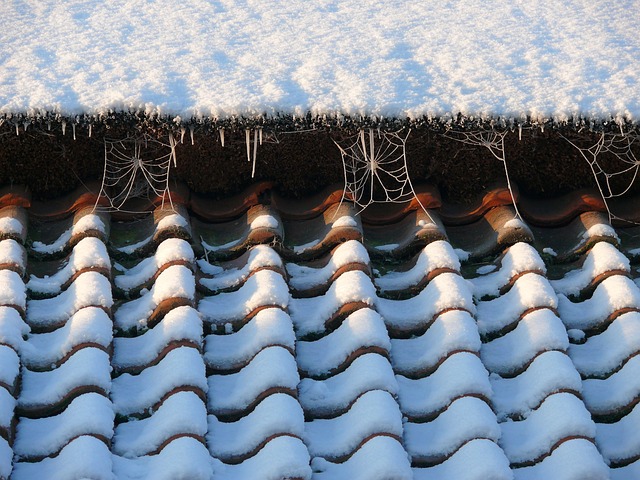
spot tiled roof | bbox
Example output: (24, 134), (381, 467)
(1, 183), (640, 479)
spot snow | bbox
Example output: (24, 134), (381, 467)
(117, 214), (190, 255)
(0, 305), (29, 351)
(304, 390), (402, 459)
(557, 275), (640, 330)
(512, 439), (609, 480)
(375, 240), (460, 293)
(21, 306), (112, 370)
(31, 214), (106, 254)
(2, 2), (639, 122)
(113, 437), (213, 480)
(0, 345), (19, 389)
(312, 436), (411, 480)
(396, 352), (492, 420)
(298, 353), (398, 417)
(199, 245), (283, 292)
(286, 240), (370, 292)
(290, 271), (376, 338)
(476, 273), (557, 337)
(28, 237), (110, 295)
(13, 393), (114, 460)
(504, 218), (527, 229)
(378, 272), (475, 333)
(0, 215), (24, 239)
(490, 351), (582, 421)
(0, 239), (25, 271)
(499, 393), (595, 464)
(115, 238), (194, 292)
(481, 309), (569, 375)
(454, 249), (470, 262)
(293, 239), (320, 254)
(375, 243), (400, 252)
(114, 264), (194, 331)
(405, 396), (500, 460)
(582, 224), (620, 243)
(18, 347), (111, 410)
(210, 436), (311, 480)
(476, 264), (497, 275)
(114, 306), (202, 371)
(0, 437), (11, 480)
(10, 436), (113, 480)
(610, 461), (640, 480)
(250, 214), (279, 230)
(199, 269), (289, 326)
(26, 271), (112, 330)
(412, 439), (511, 480)
(0, 270), (25, 310)
(568, 311), (640, 377)
(208, 346), (299, 415)
(470, 243), (546, 299)
(207, 393), (304, 461)
(390, 310), (481, 376)
(595, 402), (640, 463)
(114, 391), (207, 458)
(111, 347), (206, 416)
(296, 308), (390, 377)
(551, 242), (630, 297)
(0, 387), (16, 432)
(582, 355), (640, 415)
(204, 308), (294, 371)
(332, 216), (358, 229)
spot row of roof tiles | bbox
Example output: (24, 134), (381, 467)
(0, 183), (639, 479)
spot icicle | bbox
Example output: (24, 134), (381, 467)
(252, 129), (258, 178)
(369, 128), (375, 167)
(89, 124), (92, 138)
(620, 122), (624, 136)
(15, 122), (19, 136)
(259, 128), (263, 145)
(180, 127), (185, 144)
(540, 123), (544, 133)
(72, 123), (76, 141)
(47, 121), (51, 131)
(190, 125), (195, 145)
(62, 121), (66, 136)
(518, 124), (522, 141)
(219, 128), (225, 147)
(23, 121), (29, 133)
(169, 133), (177, 167)
(360, 130), (367, 163)
(245, 129), (251, 163)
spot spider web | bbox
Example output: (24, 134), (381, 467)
(94, 133), (177, 213)
(443, 128), (523, 220)
(335, 129), (431, 217)
(562, 131), (640, 224)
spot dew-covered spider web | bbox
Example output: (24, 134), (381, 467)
(562, 131), (640, 224)
(94, 134), (178, 213)
(335, 129), (432, 218)
(443, 128), (523, 220)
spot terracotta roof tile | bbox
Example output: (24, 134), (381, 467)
(2, 184), (639, 479)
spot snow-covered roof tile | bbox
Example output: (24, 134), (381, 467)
(3, 185), (640, 479)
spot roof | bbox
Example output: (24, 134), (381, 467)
(0, 183), (639, 479)
(1, 2), (639, 123)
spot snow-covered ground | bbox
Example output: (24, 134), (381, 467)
(0, 1), (638, 122)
